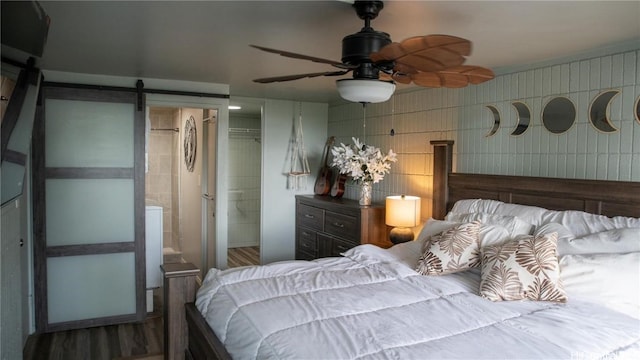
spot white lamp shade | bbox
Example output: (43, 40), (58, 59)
(336, 79), (395, 103)
(385, 195), (421, 227)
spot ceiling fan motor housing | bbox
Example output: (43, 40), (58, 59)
(342, 30), (391, 79)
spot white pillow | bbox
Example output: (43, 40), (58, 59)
(415, 218), (460, 243)
(534, 222), (575, 254)
(557, 228), (640, 256)
(560, 252), (640, 319)
(479, 225), (511, 247)
(446, 212), (534, 237)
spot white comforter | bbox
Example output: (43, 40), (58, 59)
(196, 245), (640, 359)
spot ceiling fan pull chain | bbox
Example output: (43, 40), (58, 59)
(390, 96), (395, 136)
(362, 103), (367, 147)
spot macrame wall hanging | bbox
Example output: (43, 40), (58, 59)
(286, 103), (311, 190)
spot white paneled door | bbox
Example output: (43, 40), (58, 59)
(33, 85), (145, 332)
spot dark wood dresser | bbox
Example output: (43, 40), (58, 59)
(295, 195), (391, 260)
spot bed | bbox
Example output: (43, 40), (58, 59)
(164, 141), (640, 360)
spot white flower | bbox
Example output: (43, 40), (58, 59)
(330, 137), (397, 184)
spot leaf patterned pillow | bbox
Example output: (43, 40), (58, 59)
(480, 232), (567, 302)
(416, 221), (481, 275)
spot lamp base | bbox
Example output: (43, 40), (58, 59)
(389, 227), (414, 244)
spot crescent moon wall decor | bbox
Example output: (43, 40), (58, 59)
(589, 90), (620, 133)
(635, 95), (640, 125)
(542, 97), (576, 134)
(511, 102), (531, 136)
(183, 115), (197, 172)
(485, 105), (500, 137)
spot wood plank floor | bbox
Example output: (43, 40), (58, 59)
(228, 246), (260, 268)
(23, 292), (164, 360)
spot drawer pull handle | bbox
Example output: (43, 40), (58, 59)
(304, 214), (315, 219)
(333, 222), (344, 228)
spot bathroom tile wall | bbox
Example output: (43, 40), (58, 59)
(145, 107), (178, 249)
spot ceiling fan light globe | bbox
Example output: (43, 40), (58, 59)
(336, 79), (395, 103)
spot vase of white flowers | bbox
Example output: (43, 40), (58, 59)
(330, 137), (397, 205)
(359, 181), (373, 206)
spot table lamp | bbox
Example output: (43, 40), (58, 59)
(385, 195), (421, 244)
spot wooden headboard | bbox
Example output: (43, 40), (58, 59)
(431, 141), (640, 219)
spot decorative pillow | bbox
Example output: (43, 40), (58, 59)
(386, 219), (461, 268)
(416, 221), (481, 275)
(560, 252), (640, 319)
(446, 212), (534, 237)
(556, 227), (640, 256)
(480, 232), (567, 302)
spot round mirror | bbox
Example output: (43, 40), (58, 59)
(589, 90), (619, 133)
(485, 105), (500, 137)
(542, 97), (576, 134)
(511, 101), (531, 136)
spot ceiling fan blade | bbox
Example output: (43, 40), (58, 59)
(253, 70), (350, 83)
(441, 65), (495, 84)
(250, 45), (356, 70)
(410, 72), (446, 88)
(372, 35), (472, 72)
(409, 64), (494, 88)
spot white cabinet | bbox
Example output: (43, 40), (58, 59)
(145, 205), (163, 312)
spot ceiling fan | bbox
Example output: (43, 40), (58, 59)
(251, 0), (495, 103)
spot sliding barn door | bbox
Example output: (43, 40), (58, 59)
(33, 85), (145, 332)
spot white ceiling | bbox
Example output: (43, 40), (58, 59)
(37, 0), (640, 107)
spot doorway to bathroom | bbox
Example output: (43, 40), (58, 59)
(227, 100), (262, 267)
(145, 106), (217, 275)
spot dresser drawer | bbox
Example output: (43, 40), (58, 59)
(330, 237), (359, 257)
(295, 195), (389, 260)
(296, 226), (318, 254)
(324, 211), (359, 241)
(297, 204), (323, 231)
(296, 249), (317, 261)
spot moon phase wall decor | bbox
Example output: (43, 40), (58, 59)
(542, 97), (576, 134)
(183, 115), (197, 172)
(483, 90), (636, 139)
(589, 90), (619, 133)
(485, 105), (500, 137)
(511, 102), (531, 136)
(635, 95), (640, 124)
